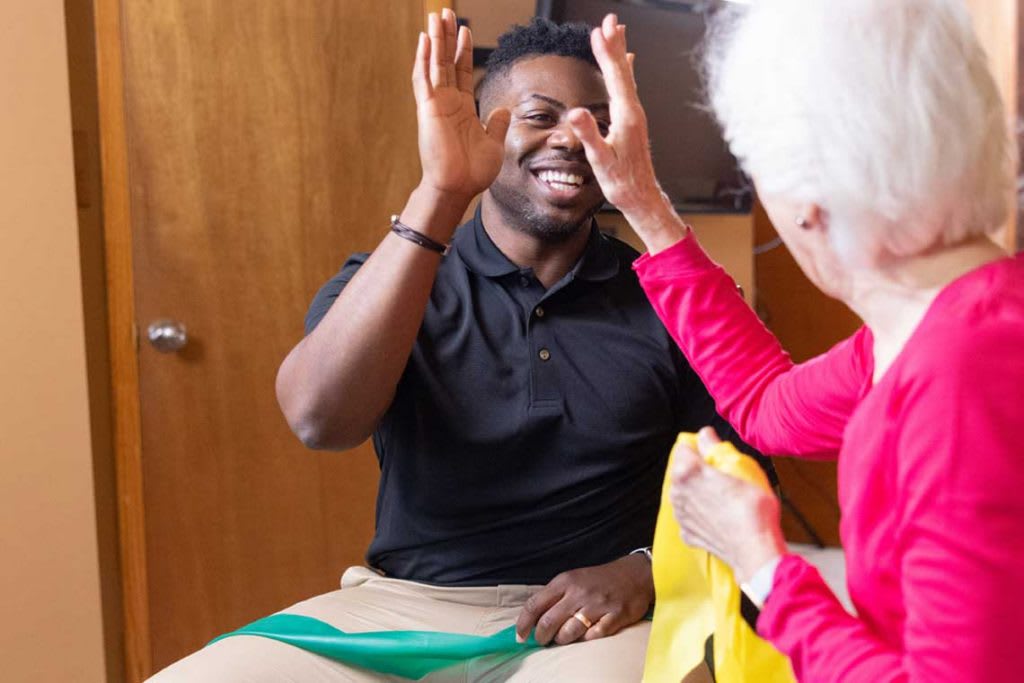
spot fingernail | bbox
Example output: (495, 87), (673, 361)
(515, 632), (525, 644)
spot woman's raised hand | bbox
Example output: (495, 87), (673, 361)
(412, 10), (511, 205)
(568, 14), (688, 253)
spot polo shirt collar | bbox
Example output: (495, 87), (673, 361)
(452, 204), (620, 282)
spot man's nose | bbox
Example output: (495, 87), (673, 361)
(547, 122), (583, 151)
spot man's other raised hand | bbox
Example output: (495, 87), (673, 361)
(412, 9), (511, 208)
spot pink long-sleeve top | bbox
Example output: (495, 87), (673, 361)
(634, 235), (1024, 682)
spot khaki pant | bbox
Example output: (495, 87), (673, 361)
(148, 566), (653, 682)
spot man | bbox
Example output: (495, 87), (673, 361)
(152, 11), (763, 681)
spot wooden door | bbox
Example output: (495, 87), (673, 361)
(96, 1), (437, 677)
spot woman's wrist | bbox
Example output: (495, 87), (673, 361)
(619, 190), (690, 255)
(735, 528), (787, 585)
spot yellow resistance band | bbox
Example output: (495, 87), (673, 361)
(642, 433), (796, 683)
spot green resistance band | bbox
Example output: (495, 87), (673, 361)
(211, 614), (542, 680)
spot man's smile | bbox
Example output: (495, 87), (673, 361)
(529, 160), (594, 203)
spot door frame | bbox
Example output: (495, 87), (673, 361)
(94, 0), (150, 679)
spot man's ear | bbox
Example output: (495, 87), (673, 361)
(475, 71), (507, 122)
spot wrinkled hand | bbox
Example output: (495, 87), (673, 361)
(566, 14), (667, 217)
(412, 9), (511, 202)
(515, 554), (653, 646)
(670, 428), (786, 583)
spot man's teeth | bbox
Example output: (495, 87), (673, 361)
(537, 170), (584, 188)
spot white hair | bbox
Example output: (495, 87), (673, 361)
(704, 0), (1016, 264)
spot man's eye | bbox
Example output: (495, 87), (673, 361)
(524, 113), (555, 125)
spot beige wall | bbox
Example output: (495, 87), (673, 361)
(0, 3), (107, 681)
(966, 0), (1019, 252)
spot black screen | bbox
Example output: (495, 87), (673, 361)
(539, 0), (749, 211)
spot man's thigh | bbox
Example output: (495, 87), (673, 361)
(147, 568), (658, 683)
(467, 620), (652, 683)
(147, 567), (488, 683)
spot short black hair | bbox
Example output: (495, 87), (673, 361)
(477, 17), (597, 110)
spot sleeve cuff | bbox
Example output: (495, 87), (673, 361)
(741, 555), (783, 609)
(631, 228), (722, 280)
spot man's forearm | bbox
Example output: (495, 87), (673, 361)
(275, 185), (471, 450)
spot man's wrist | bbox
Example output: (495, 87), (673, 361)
(624, 547), (655, 608)
(399, 184), (474, 243)
(628, 546), (653, 563)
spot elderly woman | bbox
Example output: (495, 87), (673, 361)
(566, 2), (1024, 681)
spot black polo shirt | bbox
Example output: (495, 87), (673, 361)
(305, 208), (759, 586)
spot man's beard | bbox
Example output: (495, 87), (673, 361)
(488, 177), (604, 244)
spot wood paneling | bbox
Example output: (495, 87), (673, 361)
(753, 203), (856, 546)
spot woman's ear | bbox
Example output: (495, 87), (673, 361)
(796, 203), (826, 231)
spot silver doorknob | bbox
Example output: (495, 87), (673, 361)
(147, 319), (188, 353)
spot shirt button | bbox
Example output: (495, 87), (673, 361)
(520, 276), (530, 287)
(535, 306), (545, 318)
(538, 348), (551, 361)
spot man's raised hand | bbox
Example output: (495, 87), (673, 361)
(412, 10), (510, 206)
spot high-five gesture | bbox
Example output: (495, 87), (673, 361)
(567, 14), (688, 254)
(413, 10), (511, 203)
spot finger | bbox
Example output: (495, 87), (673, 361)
(582, 610), (622, 642)
(485, 107), (511, 144)
(553, 610), (591, 646)
(427, 12), (447, 87)
(602, 12), (618, 41)
(442, 8), (458, 87)
(567, 108), (615, 169)
(454, 25), (474, 93)
(592, 27), (638, 99)
(697, 426), (722, 455)
(671, 442), (703, 482)
(515, 587), (561, 643)
(533, 596), (579, 646)
(590, 25), (641, 126)
(411, 32), (433, 103)
(627, 52), (636, 71)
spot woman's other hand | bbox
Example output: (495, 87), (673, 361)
(669, 427), (787, 583)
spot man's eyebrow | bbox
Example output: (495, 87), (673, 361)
(517, 94), (609, 113)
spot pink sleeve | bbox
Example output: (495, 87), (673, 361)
(759, 326), (1024, 682)
(634, 236), (869, 458)
(760, 556), (906, 682)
